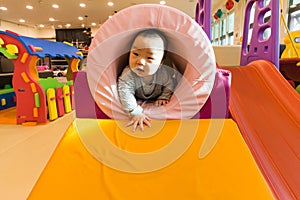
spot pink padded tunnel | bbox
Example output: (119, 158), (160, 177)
(85, 4), (216, 120)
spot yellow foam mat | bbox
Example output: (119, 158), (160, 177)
(28, 119), (274, 200)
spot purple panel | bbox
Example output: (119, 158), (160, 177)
(240, 0), (280, 68)
(73, 69), (231, 120)
(73, 71), (109, 119)
(196, 68), (231, 119)
(195, 0), (212, 40)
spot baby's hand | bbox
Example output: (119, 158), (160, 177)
(155, 99), (169, 106)
(127, 113), (151, 132)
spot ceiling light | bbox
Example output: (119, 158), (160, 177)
(108, 15), (112, 19)
(49, 17), (55, 21)
(160, 1), (166, 5)
(65, 24), (71, 28)
(0, 6), (7, 11)
(19, 19), (25, 23)
(52, 4), (59, 9)
(57, 25), (63, 28)
(80, 3), (86, 7)
(78, 16), (84, 20)
(39, 24), (45, 28)
(81, 24), (85, 27)
(107, 2), (114, 6)
(91, 22), (97, 26)
(26, 5), (33, 9)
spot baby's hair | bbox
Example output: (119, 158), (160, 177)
(132, 29), (168, 50)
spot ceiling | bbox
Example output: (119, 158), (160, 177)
(0, 0), (220, 30)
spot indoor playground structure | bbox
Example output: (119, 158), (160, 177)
(0, 84), (15, 110)
(0, 30), (82, 124)
(26, 1), (300, 200)
(280, 30), (300, 91)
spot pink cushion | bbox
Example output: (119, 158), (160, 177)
(86, 4), (216, 119)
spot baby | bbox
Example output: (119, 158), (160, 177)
(118, 29), (177, 132)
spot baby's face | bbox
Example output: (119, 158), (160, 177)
(129, 35), (164, 77)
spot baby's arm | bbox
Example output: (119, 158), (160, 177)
(118, 68), (151, 131)
(155, 68), (175, 106)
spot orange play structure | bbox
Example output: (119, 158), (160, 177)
(3, 2), (300, 200)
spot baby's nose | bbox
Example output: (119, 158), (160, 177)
(138, 58), (146, 65)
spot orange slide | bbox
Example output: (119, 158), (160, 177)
(222, 60), (300, 200)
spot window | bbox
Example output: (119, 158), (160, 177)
(211, 12), (234, 46)
(220, 17), (227, 45)
(292, 0), (300, 4)
(212, 23), (219, 45)
(227, 12), (235, 45)
(288, 0), (300, 31)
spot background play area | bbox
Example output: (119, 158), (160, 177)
(0, 0), (300, 200)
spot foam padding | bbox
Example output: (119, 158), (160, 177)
(86, 4), (216, 120)
(28, 119), (274, 199)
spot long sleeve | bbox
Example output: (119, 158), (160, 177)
(156, 65), (177, 100)
(117, 67), (143, 116)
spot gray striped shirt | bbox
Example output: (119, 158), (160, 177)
(118, 65), (178, 116)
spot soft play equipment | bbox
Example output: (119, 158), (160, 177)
(278, 0), (300, 87)
(221, 0), (300, 199)
(74, 3), (230, 120)
(240, 0), (280, 69)
(39, 78), (74, 120)
(0, 85), (16, 110)
(85, 4), (216, 120)
(280, 31), (300, 87)
(0, 48), (16, 110)
(27, 4), (275, 200)
(281, 31), (300, 59)
(0, 30), (82, 124)
(195, 0), (212, 40)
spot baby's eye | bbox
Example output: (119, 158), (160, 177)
(147, 57), (154, 60)
(132, 52), (139, 56)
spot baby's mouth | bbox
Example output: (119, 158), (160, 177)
(136, 67), (144, 72)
